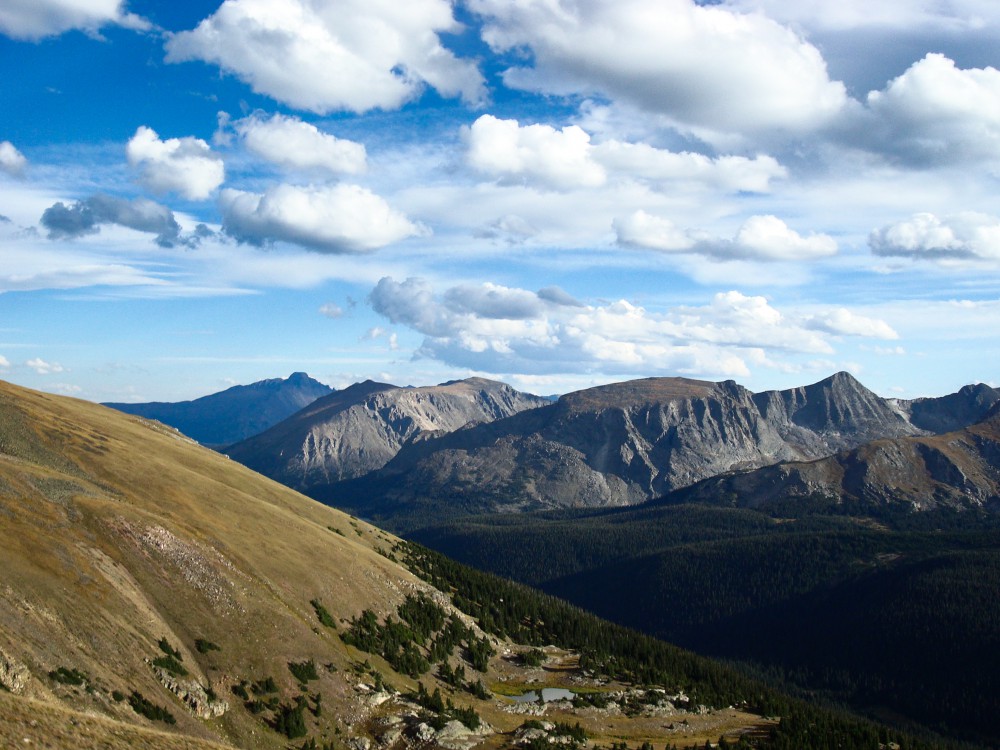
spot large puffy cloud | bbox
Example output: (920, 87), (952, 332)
(127, 126), (225, 200)
(466, 116), (605, 190)
(615, 211), (837, 261)
(369, 277), (894, 377)
(858, 54), (1000, 165)
(232, 113), (367, 175)
(0, 141), (27, 176)
(219, 183), (423, 253)
(470, 0), (847, 137)
(40, 194), (183, 247)
(466, 115), (785, 192)
(0, 0), (148, 40)
(165, 0), (484, 114)
(869, 211), (1000, 261)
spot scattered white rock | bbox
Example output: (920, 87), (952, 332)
(0, 649), (30, 694)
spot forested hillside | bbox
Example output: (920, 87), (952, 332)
(409, 504), (1000, 746)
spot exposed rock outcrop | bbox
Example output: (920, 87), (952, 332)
(151, 665), (228, 719)
(0, 649), (30, 694)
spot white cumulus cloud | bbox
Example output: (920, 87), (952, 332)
(613, 211), (697, 253)
(869, 211), (1000, 261)
(126, 126), (225, 201)
(232, 113), (367, 175)
(0, 0), (148, 40)
(466, 115), (605, 190)
(0, 141), (27, 176)
(593, 141), (786, 193)
(805, 309), (899, 339)
(860, 54), (1000, 166)
(26, 357), (65, 375)
(165, 0), (484, 114)
(470, 0), (847, 139)
(615, 211), (837, 261)
(368, 277), (888, 377)
(219, 183), (423, 253)
(732, 215), (838, 261)
(466, 115), (786, 192)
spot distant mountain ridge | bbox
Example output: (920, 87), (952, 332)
(671, 398), (1000, 512)
(225, 376), (550, 490)
(104, 371), (332, 446)
(326, 373), (999, 527)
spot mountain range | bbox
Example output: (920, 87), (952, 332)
(103, 372), (332, 447)
(312, 372), (999, 528)
(224, 377), (549, 492)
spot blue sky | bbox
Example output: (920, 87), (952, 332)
(1, 0), (999, 403)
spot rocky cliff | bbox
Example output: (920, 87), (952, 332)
(225, 377), (550, 491)
(673, 402), (1000, 512)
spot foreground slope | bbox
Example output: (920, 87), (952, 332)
(226, 377), (550, 490)
(0, 379), (427, 748)
(104, 372), (333, 446)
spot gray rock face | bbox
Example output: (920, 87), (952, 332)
(675, 408), (1000, 512)
(152, 665), (228, 719)
(0, 649), (30, 694)
(893, 383), (1000, 434)
(335, 373), (963, 524)
(226, 378), (550, 490)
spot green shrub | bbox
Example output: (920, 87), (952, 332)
(274, 701), (308, 739)
(253, 676), (278, 694)
(289, 659), (319, 683)
(521, 648), (546, 667)
(152, 655), (188, 677)
(310, 599), (337, 628)
(195, 638), (220, 653)
(128, 691), (176, 724)
(48, 666), (87, 686)
(466, 679), (490, 700)
(111, 690), (125, 702)
(158, 638), (181, 660)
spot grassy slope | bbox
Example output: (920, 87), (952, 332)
(0, 380), (430, 748)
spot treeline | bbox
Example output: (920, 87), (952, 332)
(396, 540), (956, 750)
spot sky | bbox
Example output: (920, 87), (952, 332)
(1, 0), (999, 403)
